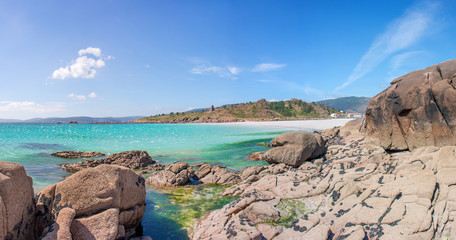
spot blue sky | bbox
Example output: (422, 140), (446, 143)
(0, 0), (455, 119)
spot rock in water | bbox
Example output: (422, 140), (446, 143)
(0, 161), (35, 240)
(104, 150), (156, 169)
(364, 59), (456, 150)
(51, 151), (105, 158)
(36, 164), (147, 239)
(262, 131), (325, 167)
(61, 150), (156, 173)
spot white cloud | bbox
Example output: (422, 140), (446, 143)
(0, 101), (65, 113)
(228, 67), (241, 75)
(335, 1), (439, 92)
(52, 47), (107, 79)
(78, 47), (101, 57)
(68, 92), (97, 100)
(145, 64), (151, 68)
(88, 92), (97, 98)
(68, 93), (86, 100)
(252, 63), (286, 72)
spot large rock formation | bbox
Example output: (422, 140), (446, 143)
(61, 150), (156, 173)
(192, 121), (456, 240)
(364, 59), (456, 151)
(36, 164), (146, 239)
(0, 161), (35, 240)
(262, 131), (325, 167)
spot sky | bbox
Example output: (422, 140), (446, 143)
(1, 0), (456, 119)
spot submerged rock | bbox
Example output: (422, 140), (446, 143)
(36, 164), (147, 239)
(0, 161), (35, 240)
(248, 151), (265, 161)
(61, 150), (156, 173)
(262, 131), (326, 167)
(51, 150), (105, 158)
(364, 59), (456, 151)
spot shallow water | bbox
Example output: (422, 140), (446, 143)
(0, 123), (296, 239)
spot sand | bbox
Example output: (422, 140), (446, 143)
(218, 119), (354, 130)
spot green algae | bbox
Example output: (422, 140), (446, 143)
(150, 184), (238, 231)
(260, 198), (321, 227)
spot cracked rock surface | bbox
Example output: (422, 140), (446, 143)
(192, 121), (456, 240)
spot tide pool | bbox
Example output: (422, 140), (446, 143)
(0, 123), (300, 239)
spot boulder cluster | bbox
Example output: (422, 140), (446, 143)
(146, 161), (241, 187)
(191, 121), (456, 240)
(0, 162), (148, 240)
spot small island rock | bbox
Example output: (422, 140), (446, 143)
(51, 151), (105, 158)
(61, 150), (156, 173)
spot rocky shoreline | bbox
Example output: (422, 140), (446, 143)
(4, 59), (456, 239)
(0, 162), (149, 240)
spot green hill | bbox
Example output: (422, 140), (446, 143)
(136, 99), (340, 123)
(317, 96), (370, 113)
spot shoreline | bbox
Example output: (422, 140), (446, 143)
(213, 118), (354, 130)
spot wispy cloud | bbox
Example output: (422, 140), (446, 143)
(190, 64), (240, 78)
(252, 63), (286, 72)
(257, 79), (274, 83)
(227, 66), (241, 75)
(52, 47), (108, 79)
(390, 50), (424, 72)
(335, 1), (439, 92)
(68, 93), (86, 100)
(68, 92), (97, 100)
(0, 101), (65, 113)
(283, 81), (324, 97)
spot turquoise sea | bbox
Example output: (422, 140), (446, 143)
(0, 123), (301, 239)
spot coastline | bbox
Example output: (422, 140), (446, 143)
(214, 118), (354, 130)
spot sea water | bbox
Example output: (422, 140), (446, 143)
(0, 123), (301, 239)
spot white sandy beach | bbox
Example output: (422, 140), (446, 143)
(219, 119), (354, 130)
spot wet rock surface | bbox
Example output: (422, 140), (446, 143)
(61, 150), (156, 173)
(51, 151), (105, 158)
(192, 120), (456, 240)
(364, 59), (456, 151)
